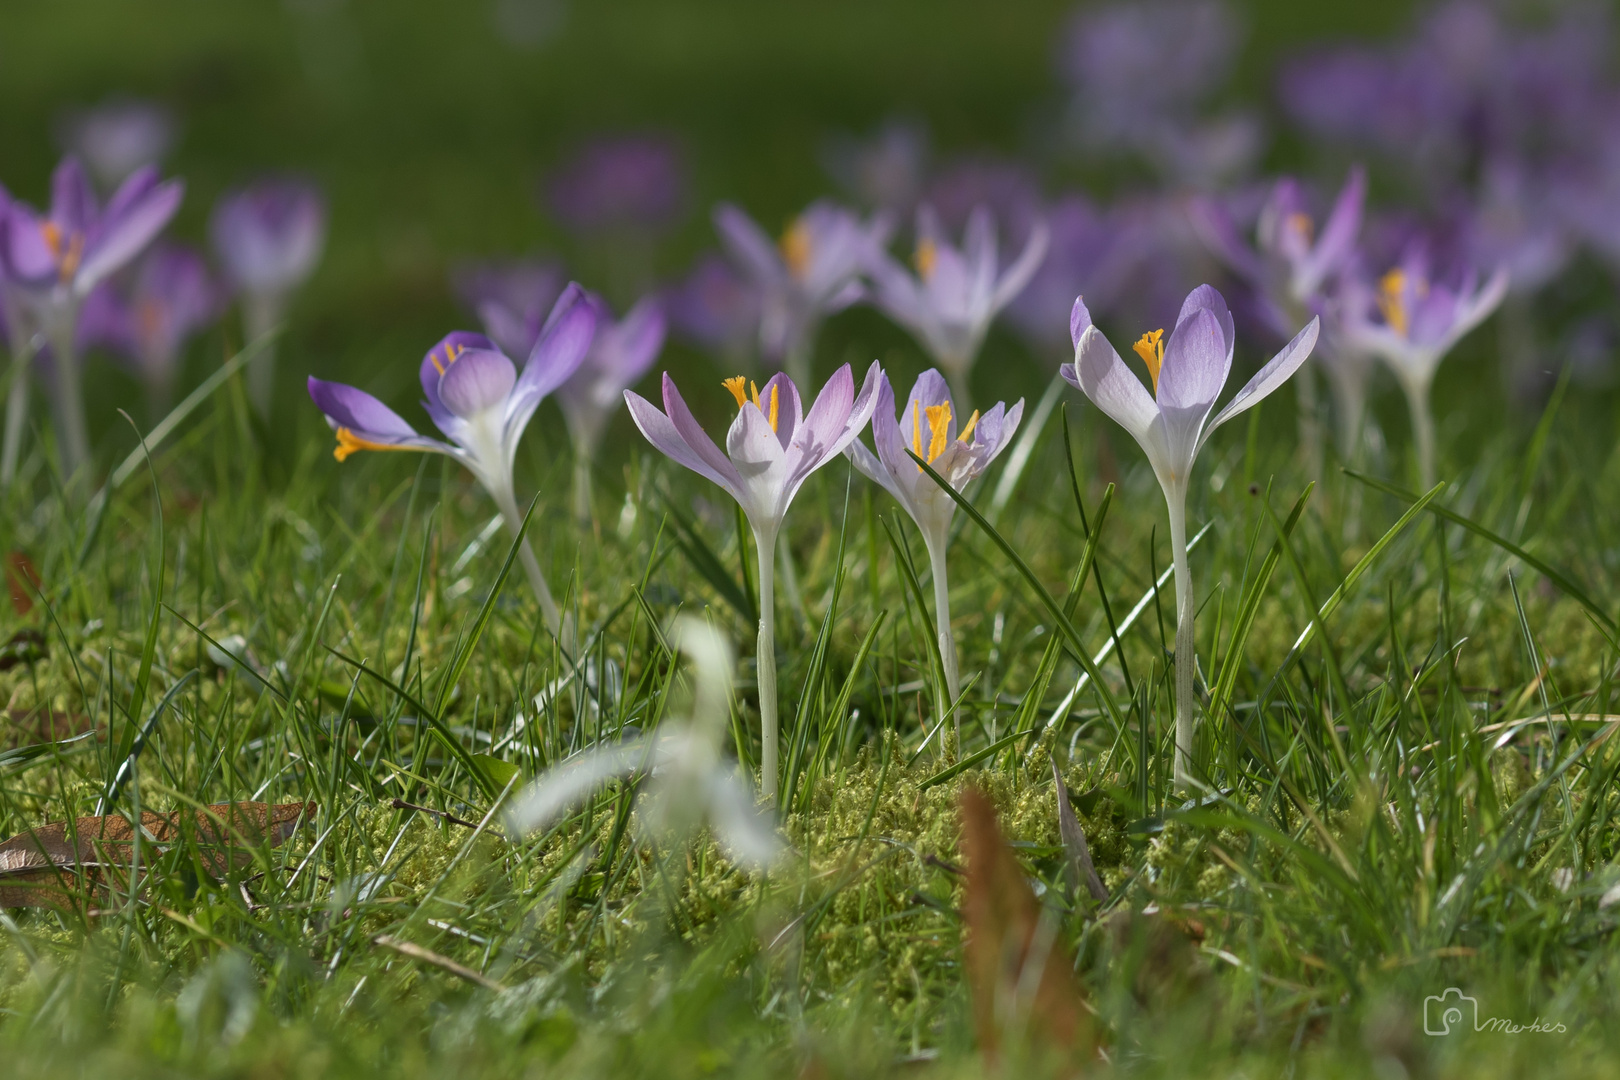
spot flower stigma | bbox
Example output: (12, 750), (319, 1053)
(39, 221), (84, 282)
(1286, 212), (1314, 245)
(780, 218), (812, 280)
(1133, 329), (1166, 393)
(914, 238), (937, 280)
(332, 427), (407, 462)
(727, 377), (780, 432)
(1378, 269), (1411, 338)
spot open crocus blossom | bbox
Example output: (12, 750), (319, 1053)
(0, 156), (184, 480)
(848, 369), (1021, 729)
(453, 257), (566, 361)
(1065, 286), (1318, 788)
(88, 242), (222, 416)
(1341, 253), (1508, 488)
(557, 291), (666, 522)
(714, 200), (891, 385)
(307, 285), (595, 635)
(625, 360), (881, 802)
(212, 177), (327, 418)
(507, 617), (781, 870)
(867, 205), (1048, 405)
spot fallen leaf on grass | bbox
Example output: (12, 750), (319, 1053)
(960, 785), (1095, 1070)
(6, 552), (40, 615)
(3, 707), (97, 749)
(0, 801), (316, 908)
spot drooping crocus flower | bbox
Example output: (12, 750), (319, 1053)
(866, 206), (1048, 406)
(58, 98), (176, 190)
(847, 369), (1021, 731)
(507, 617), (781, 869)
(0, 157), (184, 479)
(85, 242), (222, 416)
(558, 291), (666, 522)
(1341, 252), (1508, 487)
(713, 201), (891, 385)
(307, 286), (596, 635)
(1065, 286), (1318, 788)
(452, 257), (567, 360)
(211, 177), (327, 419)
(624, 361), (881, 803)
(665, 252), (761, 367)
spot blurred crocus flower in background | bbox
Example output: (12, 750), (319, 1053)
(452, 257), (567, 360)
(0, 156), (183, 481)
(58, 98), (177, 191)
(924, 157), (1045, 251)
(1004, 195), (1139, 363)
(85, 242), (222, 416)
(714, 201), (892, 385)
(211, 176), (327, 419)
(1066, 286), (1318, 788)
(848, 369), (1021, 731)
(546, 134), (686, 235)
(1341, 250), (1508, 488)
(507, 616), (781, 870)
(558, 291), (666, 522)
(624, 361), (881, 803)
(867, 205), (1048, 405)
(307, 286), (595, 635)
(821, 118), (930, 215)
(665, 252), (761, 367)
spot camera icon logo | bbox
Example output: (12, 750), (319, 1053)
(1424, 988), (1478, 1035)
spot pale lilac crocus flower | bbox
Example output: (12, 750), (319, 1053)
(453, 257), (567, 360)
(866, 205), (1048, 405)
(1066, 286), (1318, 788)
(558, 291), (666, 522)
(0, 157), (184, 480)
(624, 361), (881, 803)
(666, 252), (761, 367)
(212, 177), (326, 418)
(848, 369), (1021, 731)
(86, 243), (222, 416)
(1342, 253), (1508, 487)
(59, 98), (176, 190)
(714, 201), (891, 386)
(307, 286), (595, 634)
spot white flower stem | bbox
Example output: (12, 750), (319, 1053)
(784, 342), (811, 390)
(1325, 362), (1368, 466)
(243, 292), (282, 422)
(1295, 357), (1323, 480)
(753, 523), (779, 805)
(923, 533), (960, 739)
(571, 437), (594, 526)
(1165, 484), (1196, 790)
(1401, 374), (1437, 490)
(491, 485), (561, 638)
(942, 359), (973, 415)
(46, 307), (90, 484)
(1, 339), (37, 488)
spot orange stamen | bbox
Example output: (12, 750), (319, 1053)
(723, 376), (748, 407)
(1132, 329), (1165, 393)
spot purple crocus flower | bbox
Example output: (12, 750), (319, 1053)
(665, 252), (761, 366)
(821, 119), (930, 215)
(558, 291), (666, 521)
(88, 242), (222, 414)
(1340, 251), (1508, 487)
(713, 201), (892, 384)
(0, 156), (184, 478)
(624, 361), (881, 802)
(848, 368), (1021, 722)
(546, 135), (686, 234)
(58, 98), (176, 191)
(307, 285), (596, 634)
(1066, 286), (1318, 788)
(867, 205), (1048, 404)
(212, 177), (327, 418)
(452, 257), (567, 361)
(1004, 194), (1139, 361)
(924, 157), (1045, 250)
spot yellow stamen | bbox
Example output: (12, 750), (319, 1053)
(1286, 211), (1314, 245)
(1378, 269), (1409, 337)
(429, 341), (466, 376)
(1133, 329), (1165, 393)
(39, 222), (61, 258)
(766, 383), (779, 432)
(924, 401), (951, 463)
(333, 427), (408, 463)
(39, 222), (83, 282)
(914, 238), (937, 279)
(744, 380), (780, 431)
(749, 380), (761, 408)
(911, 400), (923, 457)
(723, 376), (748, 407)
(781, 219), (812, 279)
(957, 409), (979, 445)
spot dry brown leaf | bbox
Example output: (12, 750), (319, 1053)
(0, 801), (316, 908)
(4, 707), (97, 749)
(960, 785), (1095, 1071)
(6, 552), (39, 616)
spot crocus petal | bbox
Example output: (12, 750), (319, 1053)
(989, 220), (1050, 311)
(656, 373), (748, 492)
(1156, 307), (1229, 414)
(437, 348), (517, 418)
(705, 771), (783, 869)
(0, 207), (58, 283)
(713, 203), (785, 283)
(506, 741), (647, 836)
(477, 300), (539, 361)
(308, 377), (418, 438)
(1069, 295), (1093, 349)
(1176, 284), (1236, 358)
(50, 158), (97, 234)
(419, 330), (498, 410)
(1201, 316), (1319, 450)
(512, 283), (595, 407)
(76, 177), (185, 293)
(1069, 325), (1159, 447)
(1308, 165), (1366, 286)
(795, 362), (855, 461)
(847, 436), (908, 507)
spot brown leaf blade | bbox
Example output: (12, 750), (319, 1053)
(960, 785), (1095, 1071)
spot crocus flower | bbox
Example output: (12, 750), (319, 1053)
(0, 157), (184, 479)
(452, 257), (567, 360)
(86, 242), (222, 415)
(665, 252), (761, 366)
(847, 369), (1021, 730)
(58, 98), (176, 190)
(307, 285), (596, 635)
(821, 118), (930, 215)
(507, 617), (780, 869)
(624, 361), (881, 802)
(211, 177), (327, 418)
(1065, 286), (1318, 788)
(545, 135), (687, 234)
(867, 206), (1048, 405)
(558, 291), (666, 522)
(713, 200), (892, 385)
(1341, 252), (1508, 487)
(1005, 194), (1139, 363)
